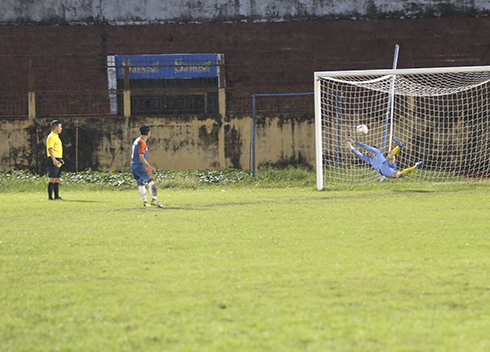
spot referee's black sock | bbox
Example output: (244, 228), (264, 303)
(54, 183), (60, 199)
(48, 183), (54, 199)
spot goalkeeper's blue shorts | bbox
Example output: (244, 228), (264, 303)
(380, 161), (397, 178)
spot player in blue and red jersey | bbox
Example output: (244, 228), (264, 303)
(131, 124), (163, 208)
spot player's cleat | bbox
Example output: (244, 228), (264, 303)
(378, 176), (386, 183)
(393, 137), (404, 149)
(416, 161), (424, 168)
(152, 199), (164, 208)
(143, 201), (151, 207)
(54, 197), (63, 200)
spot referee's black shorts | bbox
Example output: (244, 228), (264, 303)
(46, 157), (62, 178)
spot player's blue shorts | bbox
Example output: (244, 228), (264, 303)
(131, 164), (154, 186)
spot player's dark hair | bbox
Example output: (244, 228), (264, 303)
(51, 120), (61, 130)
(140, 124), (150, 135)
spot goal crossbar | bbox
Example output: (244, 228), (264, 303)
(315, 65), (490, 79)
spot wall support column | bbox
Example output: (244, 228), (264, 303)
(123, 57), (131, 117)
(28, 92), (36, 119)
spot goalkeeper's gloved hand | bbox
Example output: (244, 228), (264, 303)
(345, 138), (354, 149)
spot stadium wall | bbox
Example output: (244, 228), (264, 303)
(1, 0), (489, 25)
(0, 115), (313, 173)
(3, 16), (490, 172)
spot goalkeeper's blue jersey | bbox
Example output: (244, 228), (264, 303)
(352, 141), (399, 178)
(354, 142), (387, 173)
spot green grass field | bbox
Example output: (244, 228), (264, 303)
(1, 172), (490, 351)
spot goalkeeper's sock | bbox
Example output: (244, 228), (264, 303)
(401, 165), (418, 177)
(390, 146), (401, 156)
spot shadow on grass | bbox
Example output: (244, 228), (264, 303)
(116, 206), (206, 211)
(57, 199), (104, 203)
(392, 190), (436, 193)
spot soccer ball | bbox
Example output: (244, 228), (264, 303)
(356, 124), (369, 135)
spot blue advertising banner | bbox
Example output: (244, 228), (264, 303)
(115, 54), (220, 79)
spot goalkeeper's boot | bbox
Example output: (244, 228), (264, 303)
(393, 137), (404, 149)
(391, 137), (404, 155)
(416, 161), (424, 168)
(152, 199), (164, 209)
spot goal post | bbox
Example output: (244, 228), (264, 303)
(315, 65), (490, 190)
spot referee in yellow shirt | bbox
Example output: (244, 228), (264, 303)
(46, 120), (64, 200)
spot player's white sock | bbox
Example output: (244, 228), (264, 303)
(138, 185), (147, 201)
(149, 181), (157, 200)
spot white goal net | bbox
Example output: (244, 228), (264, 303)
(315, 66), (490, 190)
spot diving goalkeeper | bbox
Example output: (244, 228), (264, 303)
(346, 137), (423, 179)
